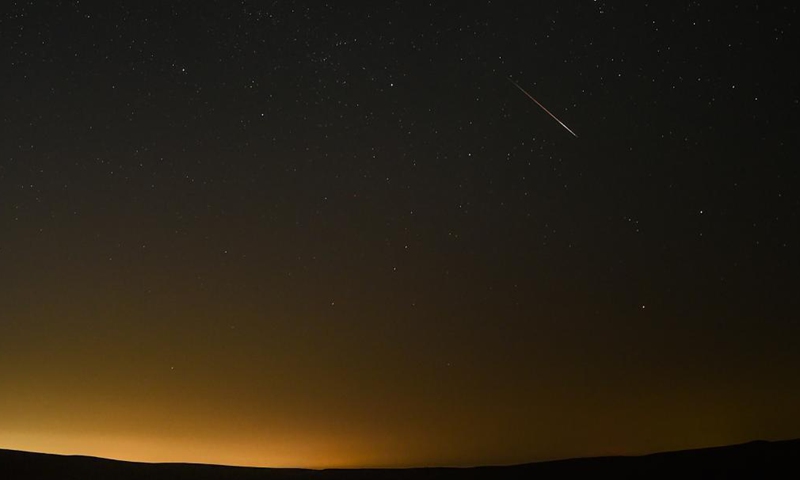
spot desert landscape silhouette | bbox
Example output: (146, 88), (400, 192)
(2, 439), (799, 479)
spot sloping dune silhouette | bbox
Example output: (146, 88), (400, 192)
(2, 439), (798, 479)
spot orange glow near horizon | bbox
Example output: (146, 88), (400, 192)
(3, 352), (800, 469)
(3, 273), (800, 469)
(2, 284), (800, 468)
(0, 428), (398, 469)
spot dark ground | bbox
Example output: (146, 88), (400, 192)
(1, 438), (798, 479)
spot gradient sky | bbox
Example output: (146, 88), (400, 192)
(1, 1), (799, 469)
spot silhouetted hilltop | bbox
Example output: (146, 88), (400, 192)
(2, 439), (798, 479)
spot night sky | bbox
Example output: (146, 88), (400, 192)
(2, 0), (799, 469)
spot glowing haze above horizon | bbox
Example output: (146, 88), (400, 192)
(1, 1), (799, 469)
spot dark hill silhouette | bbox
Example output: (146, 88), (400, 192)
(1, 439), (798, 479)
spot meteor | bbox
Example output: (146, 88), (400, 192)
(508, 77), (578, 138)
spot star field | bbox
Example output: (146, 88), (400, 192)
(1, 0), (799, 468)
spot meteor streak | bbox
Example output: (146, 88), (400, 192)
(508, 77), (578, 138)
